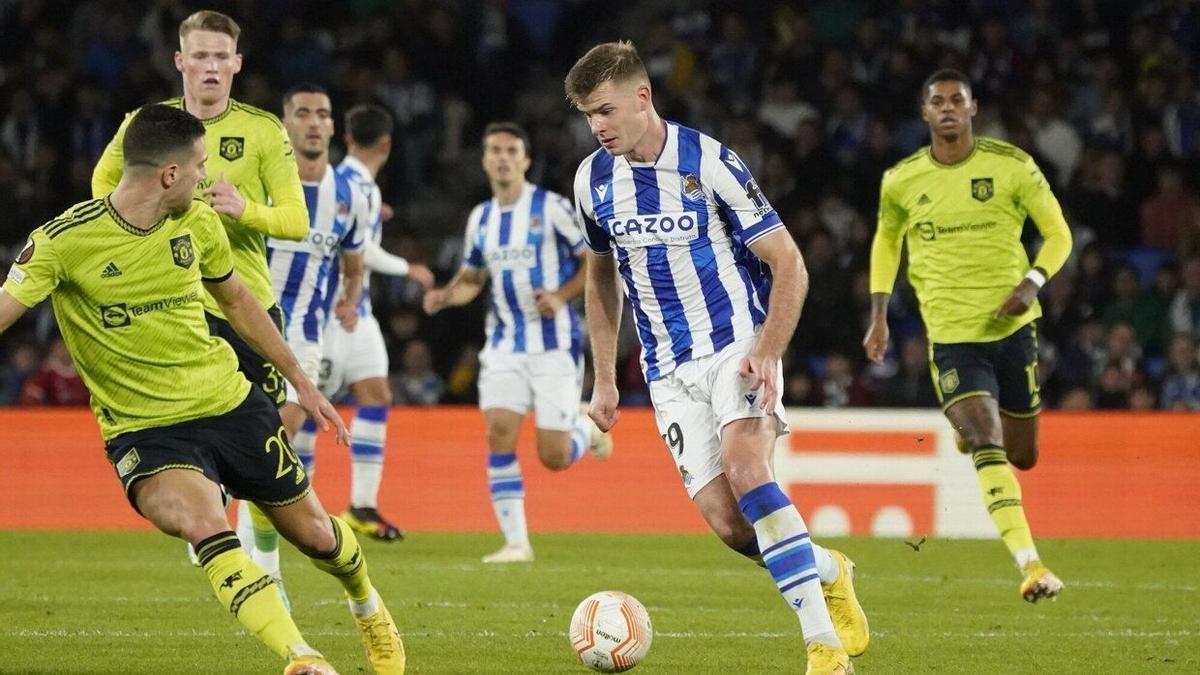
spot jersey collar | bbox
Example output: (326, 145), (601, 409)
(104, 196), (166, 237)
(926, 140), (978, 168)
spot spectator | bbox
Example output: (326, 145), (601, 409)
(19, 337), (88, 406)
(0, 342), (39, 405)
(1102, 264), (1168, 354)
(874, 335), (937, 408)
(1139, 164), (1200, 250)
(1168, 257), (1200, 336)
(1160, 333), (1200, 409)
(392, 339), (444, 406)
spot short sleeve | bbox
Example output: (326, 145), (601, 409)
(549, 193), (585, 254)
(462, 204), (486, 269)
(705, 143), (783, 247)
(3, 229), (64, 307)
(340, 184), (368, 254)
(194, 203), (235, 282)
(573, 161), (612, 255)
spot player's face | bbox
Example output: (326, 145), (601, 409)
(283, 92), (334, 161)
(921, 80), (977, 140)
(481, 132), (530, 186)
(166, 138), (208, 216)
(175, 30), (242, 108)
(577, 79), (651, 156)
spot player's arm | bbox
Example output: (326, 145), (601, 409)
(864, 170), (906, 364)
(91, 110), (135, 197)
(0, 291), (30, 335)
(995, 158), (1074, 318)
(205, 272), (347, 442)
(1, 230), (61, 333)
(422, 265), (487, 314)
(334, 252), (364, 331)
(585, 250), (622, 431)
(363, 239), (434, 288)
(746, 230), (807, 411)
(205, 122), (308, 240)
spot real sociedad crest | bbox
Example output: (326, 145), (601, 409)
(681, 174), (704, 201)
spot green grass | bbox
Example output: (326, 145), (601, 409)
(1, 532), (1196, 674)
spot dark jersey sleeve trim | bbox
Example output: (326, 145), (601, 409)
(202, 269), (234, 283)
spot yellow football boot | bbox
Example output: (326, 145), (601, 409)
(822, 550), (869, 656)
(805, 642), (854, 675)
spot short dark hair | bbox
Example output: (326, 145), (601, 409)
(282, 82), (328, 110)
(564, 40), (649, 105)
(122, 104), (206, 168)
(921, 69), (972, 100)
(345, 104), (394, 147)
(482, 121), (532, 157)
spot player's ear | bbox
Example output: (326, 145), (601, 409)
(161, 162), (179, 190)
(174, 51), (184, 74)
(232, 52), (243, 75)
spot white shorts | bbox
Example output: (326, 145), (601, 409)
(285, 337), (323, 405)
(648, 337), (789, 499)
(320, 313), (389, 396)
(478, 349), (583, 432)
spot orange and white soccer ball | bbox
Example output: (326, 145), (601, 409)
(569, 591), (653, 672)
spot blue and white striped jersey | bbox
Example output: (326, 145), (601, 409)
(266, 164), (366, 344)
(335, 155), (382, 318)
(573, 121), (783, 381)
(463, 182), (585, 356)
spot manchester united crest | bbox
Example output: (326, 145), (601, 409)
(219, 136), (244, 161)
(170, 234), (195, 269)
(971, 177), (994, 202)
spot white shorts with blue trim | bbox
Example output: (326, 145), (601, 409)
(478, 348), (583, 431)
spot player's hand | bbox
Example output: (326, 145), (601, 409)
(335, 298), (358, 332)
(407, 264), (434, 290)
(738, 348), (779, 412)
(297, 384), (349, 445)
(994, 279), (1040, 319)
(203, 173), (246, 219)
(381, 202), (394, 222)
(422, 288), (447, 315)
(588, 380), (621, 432)
(863, 318), (890, 365)
(532, 289), (564, 318)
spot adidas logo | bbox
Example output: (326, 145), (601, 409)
(918, 194), (932, 205)
(100, 261), (122, 278)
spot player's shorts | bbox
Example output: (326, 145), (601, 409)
(478, 348), (583, 432)
(103, 387), (311, 516)
(284, 336), (323, 405)
(319, 313), (389, 396)
(929, 321), (1041, 418)
(647, 337), (790, 499)
(207, 304), (287, 407)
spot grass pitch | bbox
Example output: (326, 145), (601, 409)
(1, 532), (1196, 673)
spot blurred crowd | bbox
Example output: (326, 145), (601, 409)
(3, 0), (1200, 411)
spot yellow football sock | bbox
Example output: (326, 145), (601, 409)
(309, 515), (374, 603)
(196, 532), (306, 659)
(972, 447), (1038, 566)
(248, 502), (279, 553)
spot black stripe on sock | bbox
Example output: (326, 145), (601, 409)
(229, 575), (274, 616)
(972, 447), (1008, 469)
(310, 516), (343, 561)
(196, 531), (241, 567)
(987, 498), (1022, 514)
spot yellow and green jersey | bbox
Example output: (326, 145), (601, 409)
(2, 198), (251, 440)
(871, 136), (1073, 344)
(91, 97), (307, 318)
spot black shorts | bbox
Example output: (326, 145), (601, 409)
(929, 322), (1042, 418)
(207, 305), (287, 407)
(104, 387), (311, 515)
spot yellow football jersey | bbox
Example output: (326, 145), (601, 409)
(91, 98), (307, 318)
(870, 137), (1072, 343)
(2, 198), (251, 439)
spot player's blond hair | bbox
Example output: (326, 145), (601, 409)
(179, 10), (241, 44)
(564, 40), (649, 106)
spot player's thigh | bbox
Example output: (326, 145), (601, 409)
(706, 340), (789, 496)
(649, 375), (723, 500)
(338, 314), (392, 400)
(207, 387), (313, 512)
(691, 474), (756, 548)
(129, 469), (229, 543)
(207, 306), (288, 406)
(930, 340), (1002, 447)
(105, 421), (224, 525)
(259, 489), (336, 557)
(349, 377), (392, 407)
(994, 323), (1042, 467)
(478, 350), (534, 415)
(530, 350), (583, 432)
(483, 408), (525, 452)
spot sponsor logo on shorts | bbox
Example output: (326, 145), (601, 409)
(116, 448), (141, 477)
(940, 368), (960, 394)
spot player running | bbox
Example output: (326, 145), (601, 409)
(423, 122), (612, 564)
(90, 9), (309, 573)
(864, 69), (1072, 602)
(566, 42), (866, 675)
(291, 103), (434, 543)
(2, 104), (404, 675)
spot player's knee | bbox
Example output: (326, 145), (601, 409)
(290, 513), (337, 557)
(1008, 445), (1038, 470)
(174, 510), (231, 546)
(486, 426), (518, 452)
(538, 446), (572, 471)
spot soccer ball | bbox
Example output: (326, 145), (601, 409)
(569, 591), (653, 672)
